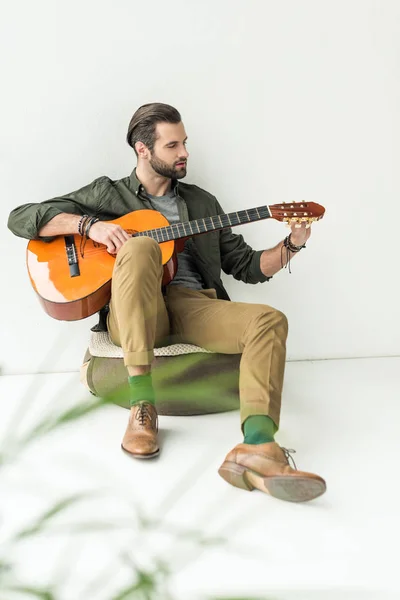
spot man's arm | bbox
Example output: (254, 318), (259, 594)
(214, 197), (311, 281)
(35, 213), (130, 254)
(8, 177), (131, 253)
(214, 198), (271, 284)
(7, 178), (105, 240)
(260, 223), (311, 277)
(38, 213), (82, 237)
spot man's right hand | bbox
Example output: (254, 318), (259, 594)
(88, 221), (131, 255)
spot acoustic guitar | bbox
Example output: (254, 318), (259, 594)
(26, 201), (325, 321)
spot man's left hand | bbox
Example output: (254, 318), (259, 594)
(290, 221), (312, 246)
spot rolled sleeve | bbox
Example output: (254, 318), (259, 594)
(7, 178), (106, 240)
(8, 204), (64, 239)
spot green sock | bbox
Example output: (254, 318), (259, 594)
(128, 373), (155, 407)
(243, 415), (277, 444)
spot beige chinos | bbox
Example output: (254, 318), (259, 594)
(107, 236), (288, 429)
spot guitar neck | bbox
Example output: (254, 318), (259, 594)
(135, 205), (272, 243)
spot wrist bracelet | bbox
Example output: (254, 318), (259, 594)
(284, 234), (306, 253)
(281, 233), (306, 274)
(78, 214), (89, 236)
(84, 216), (99, 238)
(79, 216), (98, 259)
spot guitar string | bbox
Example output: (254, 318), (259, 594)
(76, 206), (315, 258)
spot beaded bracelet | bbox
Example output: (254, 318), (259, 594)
(78, 215), (99, 258)
(84, 216), (99, 239)
(78, 214), (89, 236)
(284, 233), (306, 253)
(281, 234), (306, 273)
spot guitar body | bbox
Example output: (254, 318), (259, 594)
(26, 210), (183, 321)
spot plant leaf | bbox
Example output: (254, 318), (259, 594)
(1, 585), (56, 599)
(111, 569), (155, 600)
(14, 493), (90, 540)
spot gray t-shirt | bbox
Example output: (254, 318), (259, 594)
(146, 190), (204, 290)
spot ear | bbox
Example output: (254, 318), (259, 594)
(135, 141), (149, 159)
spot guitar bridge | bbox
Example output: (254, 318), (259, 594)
(64, 235), (80, 277)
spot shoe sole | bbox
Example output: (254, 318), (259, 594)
(218, 461), (326, 502)
(121, 444), (160, 459)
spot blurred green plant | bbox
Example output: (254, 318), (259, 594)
(0, 350), (269, 600)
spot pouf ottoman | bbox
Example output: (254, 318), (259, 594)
(80, 331), (241, 416)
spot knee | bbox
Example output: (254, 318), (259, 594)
(114, 236), (162, 272)
(116, 236), (161, 263)
(255, 307), (288, 335)
(274, 309), (288, 334)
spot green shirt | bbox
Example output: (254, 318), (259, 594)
(7, 168), (271, 301)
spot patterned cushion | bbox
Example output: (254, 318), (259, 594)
(89, 331), (215, 359)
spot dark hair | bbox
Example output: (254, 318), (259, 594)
(126, 103), (182, 155)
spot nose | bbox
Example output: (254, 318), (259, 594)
(180, 145), (189, 159)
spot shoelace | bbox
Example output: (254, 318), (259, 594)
(135, 403), (157, 429)
(281, 447), (297, 469)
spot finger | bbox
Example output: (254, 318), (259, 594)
(114, 230), (130, 245)
(111, 235), (124, 252)
(106, 240), (117, 254)
(118, 227), (131, 241)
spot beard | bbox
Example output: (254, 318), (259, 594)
(149, 152), (187, 179)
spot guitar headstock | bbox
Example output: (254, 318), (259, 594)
(269, 201), (325, 226)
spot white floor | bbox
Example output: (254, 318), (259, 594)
(0, 357), (399, 600)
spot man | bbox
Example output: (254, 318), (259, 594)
(8, 103), (326, 503)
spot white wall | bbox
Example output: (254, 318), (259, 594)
(1, 0), (399, 375)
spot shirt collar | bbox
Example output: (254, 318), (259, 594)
(129, 168), (180, 197)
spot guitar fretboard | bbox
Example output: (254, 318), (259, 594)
(134, 205), (272, 243)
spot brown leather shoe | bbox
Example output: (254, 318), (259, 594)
(121, 402), (159, 459)
(218, 442), (326, 502)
